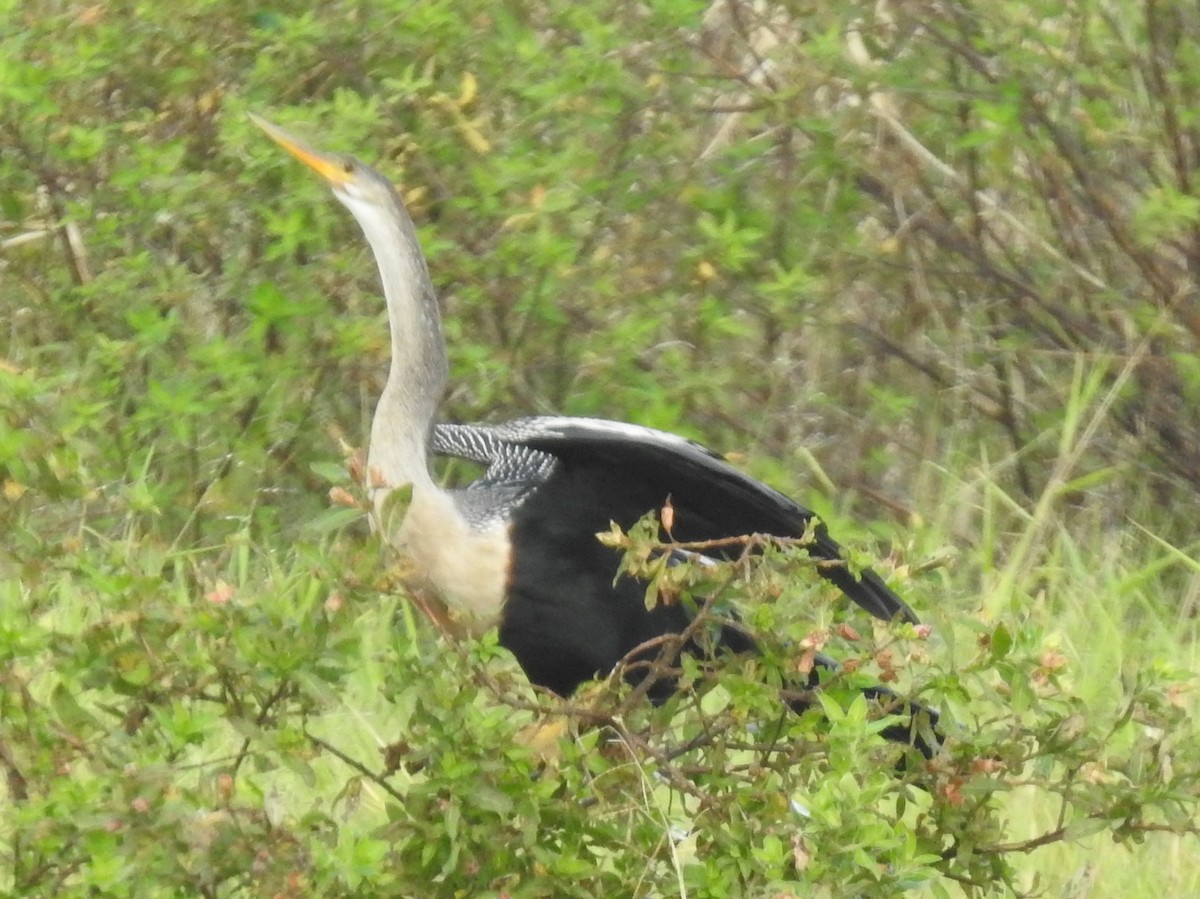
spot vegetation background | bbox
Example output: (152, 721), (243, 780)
(2, 0), (1198, 895)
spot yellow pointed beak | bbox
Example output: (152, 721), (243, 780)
(249, 113), (353, 187)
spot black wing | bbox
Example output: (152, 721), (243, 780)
(433, 417), (938, 755)
(433, 417), (917, 625)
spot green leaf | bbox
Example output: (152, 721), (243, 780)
(990, 622), (1014, 659)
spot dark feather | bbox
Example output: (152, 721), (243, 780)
(433, 417), (940, 757)
(434, 417), (917, 623)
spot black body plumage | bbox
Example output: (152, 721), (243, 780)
(434, 418), (939, 756)
(434, 417), (917, 623)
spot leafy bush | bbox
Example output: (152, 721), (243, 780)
(2, 0), (1197, 895)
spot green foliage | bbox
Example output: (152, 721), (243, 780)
(2, 0), (1199, 896)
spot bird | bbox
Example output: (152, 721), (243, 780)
(251, 114), (938, 756)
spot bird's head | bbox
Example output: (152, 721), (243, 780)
(249, 113), (398, 219)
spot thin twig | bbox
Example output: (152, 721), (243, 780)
(305, 729), (407, 805)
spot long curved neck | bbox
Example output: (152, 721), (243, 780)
(345, 190), (449, 494)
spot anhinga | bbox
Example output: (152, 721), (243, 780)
(251, 115), (937, 755)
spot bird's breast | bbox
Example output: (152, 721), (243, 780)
(394, 487), (511, 633)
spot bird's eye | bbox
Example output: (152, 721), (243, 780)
(342, 159), (355, 174)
